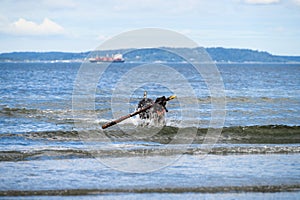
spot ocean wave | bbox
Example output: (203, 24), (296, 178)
(0, 106), (110, 126)
(1, 125), (300, 144)
(0, 106), (109, 117)
(0, 124), (299, 161)
(0, 107), (42, 116)
(1, 144), (299, 162)
(225, 96), (299, 103)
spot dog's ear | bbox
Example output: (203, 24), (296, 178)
(155, 96), (166, 104)
(155, 96), (168, 113)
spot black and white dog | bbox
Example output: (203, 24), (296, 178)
(137, 91), (169, 126)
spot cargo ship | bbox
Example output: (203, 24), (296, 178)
(89, 54), (125, 63)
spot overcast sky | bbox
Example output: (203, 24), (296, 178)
(0, 0), (299, 55)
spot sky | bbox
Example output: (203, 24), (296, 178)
(0, 0), (299, 55)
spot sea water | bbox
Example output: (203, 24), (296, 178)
(0, 62), (299, 198)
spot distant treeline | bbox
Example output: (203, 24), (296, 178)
(206, 48), (300, 63)
(0, 52), (89, 61)
(1, 47), (300, 63)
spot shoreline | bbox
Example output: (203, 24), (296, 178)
(1, 184), (300, 196)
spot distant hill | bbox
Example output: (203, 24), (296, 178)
(0, 47), (300, 63)
(0, 52), (89, 62)
(206, 47), (300, 63)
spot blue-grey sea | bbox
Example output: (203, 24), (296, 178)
(0, 62), (299, 199)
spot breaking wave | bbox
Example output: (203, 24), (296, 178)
(1, 125), (299, 143)
(0, 125), (299, 161)
(1, 144), (300, 162)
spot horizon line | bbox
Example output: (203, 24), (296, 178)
(0, 47), (299, 57)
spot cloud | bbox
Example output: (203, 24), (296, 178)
(293, 0), (300, 6)
(97, 34), (111, 41)
(5, 18), (66, 36)
(179, 29), (192, 35)
(244, 0), (280, 4)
